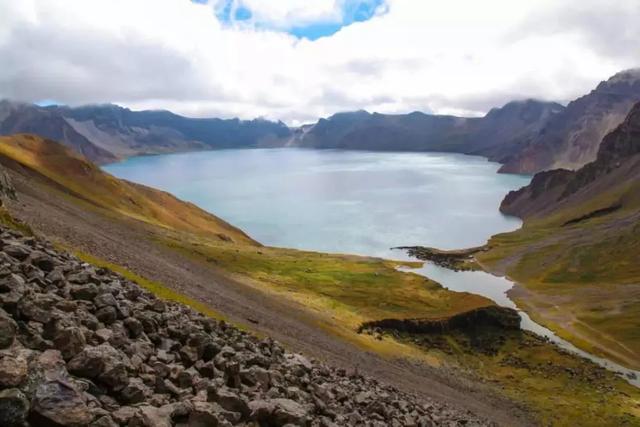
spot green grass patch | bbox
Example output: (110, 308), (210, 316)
(160, 235), (494, 328)
(390, 330), (640, 427)
(0, 206), (33, 235)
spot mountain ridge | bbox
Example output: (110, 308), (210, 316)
(477, 101), (640, 370)
(498, 68), (640, 173)
(2, 69), (639, 173)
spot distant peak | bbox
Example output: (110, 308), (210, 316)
(608, 68), (640, 82)
(596, 68), (640, 93)
(327, 110), (371, 120)
(486, 98), (564, 119)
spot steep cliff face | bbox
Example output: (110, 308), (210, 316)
(0, 101), (292, 164)
(499, 69), (640, 174)
(468, 99), (565, 160)
(479, 103), (640, 370)
(501, 101), (640, 220)
(293, 110), (471, 151)
(293, 100), (563, 155)
(57, 104), (292, 156)
(0, 101), (118, 164)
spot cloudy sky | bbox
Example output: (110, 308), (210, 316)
(0, 0), (638, 124)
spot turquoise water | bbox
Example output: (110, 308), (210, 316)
(104, 148), (530, 258)
(105, 148), (640, 384)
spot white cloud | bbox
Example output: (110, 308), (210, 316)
(0, 0), (638, 125)
(216, 0), (340, 27)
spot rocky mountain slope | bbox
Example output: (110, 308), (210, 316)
(478, 102), (640, 370)
(0, 101), (117, 165)
(0, 225), (487, 427)
(501, 101), (640, 219)
(499, 69), (640, 173)
(3, 69), (638, 173)
(293, 70), (640, 175)
(0, 132), (638, 425)
(0, 101), (291, 164)
(0, 132), (535, 424)
(290, 101), (564, 160)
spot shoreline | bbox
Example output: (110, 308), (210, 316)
(395, 246), (640, 387)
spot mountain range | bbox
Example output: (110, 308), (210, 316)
(0, 100), (292, 164)
(1, 69), (639, 173)
(478, 101), (640, 370)
(0, 76), (639, 424)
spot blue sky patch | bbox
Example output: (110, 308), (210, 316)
(211, 0), (386, 40)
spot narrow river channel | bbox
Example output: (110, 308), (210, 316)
(406, 262), (640, 387)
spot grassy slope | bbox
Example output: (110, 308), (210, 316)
(478, 165), (640, 369)
(1, 133), (638, 426)
(0, 133), (492, 341)
(0, 134), (256, 245)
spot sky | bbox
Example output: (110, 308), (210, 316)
(0, 0), (638, 125)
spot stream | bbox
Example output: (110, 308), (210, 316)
(403, 262), (640, 387)
(104, 147), (639, 387)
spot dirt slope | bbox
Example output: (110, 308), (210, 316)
(0, 134), (531, 425)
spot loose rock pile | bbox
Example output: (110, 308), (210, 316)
(0, 225), (490, 426)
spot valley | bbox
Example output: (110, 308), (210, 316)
(2, 2), (639, 426)
(477, 103), (640, 372)
(0, 133), (637, 425)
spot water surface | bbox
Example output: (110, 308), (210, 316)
(105, 148), (639, 384)
(105, 148), (529, 258)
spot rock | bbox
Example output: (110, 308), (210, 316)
(90, 415), (119, 427)
(17, 293), (60, 323)
(0, 308), (17, 348)
(128, 405), (174, 427)
(179, 345), (200, 367)
(124, 317), (143, 338)
(0, 388), (29, 427)
(70, 284), (99, 301)
(95, 306), (118, 325)
(68, 344), (129, 390)
(53, 327), (86, 360)
(94, 328), (113, 343)
(249, 398), (309, 426)
(67, 271), (95, 285)
(240, 365), (270, 389)
(112, 406), (138, 425)
(0, 349), (28, 387)
(271, 398), (309, 425)
(188, 401), (221, 427)
(17, 321), (52, 351)
(0, 224), (491, 427)
(94, 293), (118, 308)
(148, 299), (166, 313)
(29, 251), (56, 272)
(4, 243), (31, 261)
(0, 273), (26, 293)
(35, 349), (69, 382)
(354, 391), (371, 405)
(31, 379), (93, 426)
(46, 269), (66, 286)
(285, 353), (313, 374)
(208, 386), (249, 418)
(120, 377), (152, 404)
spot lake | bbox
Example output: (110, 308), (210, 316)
(105, 148), (640, 384)
(104, 148), (529, 258)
